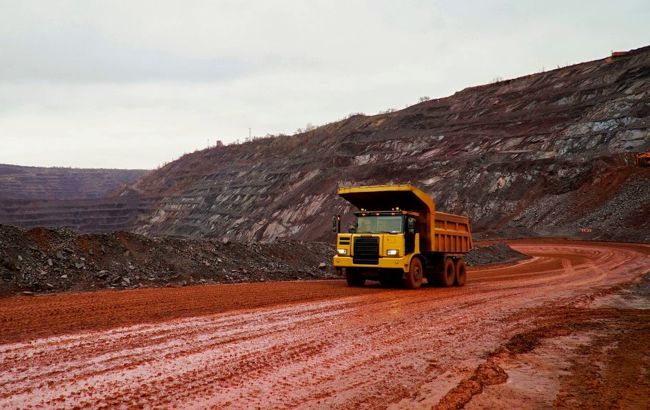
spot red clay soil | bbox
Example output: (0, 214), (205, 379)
(0, 240), (648, 408)
(0, 281), (379, 344)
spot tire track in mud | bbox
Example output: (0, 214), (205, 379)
(0, 241), (648, 409)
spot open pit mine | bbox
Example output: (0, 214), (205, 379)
(0, 47), (649, 408)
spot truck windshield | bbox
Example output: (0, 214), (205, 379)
(356, 216), (403, 234)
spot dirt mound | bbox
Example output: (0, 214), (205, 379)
(0, 225), (531, 296)
(465, 242), (530, 266)
(0, 225), (336, 296)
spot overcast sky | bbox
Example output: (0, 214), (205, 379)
(1, 0), (648, 169)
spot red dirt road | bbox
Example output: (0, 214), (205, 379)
(1, 240), (648, 408)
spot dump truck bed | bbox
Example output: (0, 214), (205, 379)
(433, 212), (472, 253)
(337, 184), (473, 254)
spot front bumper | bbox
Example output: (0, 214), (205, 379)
(333, 256), (408, 271)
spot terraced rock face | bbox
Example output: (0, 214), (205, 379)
(0, 165), (148, 232)
(0, 164), (147, 200)
(2, 47), (648, 241)
(131, 46), (649, 243)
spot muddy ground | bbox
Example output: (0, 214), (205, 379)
(438, 274), (650, 410)
(0, 240), (647, 408)
(0, 225), (526, 295)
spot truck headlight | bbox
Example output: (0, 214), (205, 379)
(387, 249), (399, 256)
(337, 249), (348, 255)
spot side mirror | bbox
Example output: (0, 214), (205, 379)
(332, 215), (341, 233)
(407, 218), (415, 235)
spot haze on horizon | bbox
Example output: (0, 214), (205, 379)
(1, 0), (648, 169)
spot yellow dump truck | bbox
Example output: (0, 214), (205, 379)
(333, 185), (473, 289)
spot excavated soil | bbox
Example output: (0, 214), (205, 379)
(0, 225), (527, 296)
(464, 241), (530, 266)
(0, 225), (338, 295)
(0, 240), (648, 408)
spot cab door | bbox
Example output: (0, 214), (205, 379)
(405, 216), (416, 254)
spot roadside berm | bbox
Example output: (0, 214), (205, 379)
(0, 225), (335, 295)
(0, 224), (527, 296)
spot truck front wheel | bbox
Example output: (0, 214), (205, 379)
(403, 257), (424, 289)
(345, 269), (365, 287)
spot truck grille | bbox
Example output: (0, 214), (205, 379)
(353, 236), (379, 265)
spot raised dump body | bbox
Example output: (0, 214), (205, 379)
(333, 185), (473, 289)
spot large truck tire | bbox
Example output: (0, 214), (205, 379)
(438, 257), (455, 287)
(345, 269), (365, 287)
(403, 257), (424, 289)
(454, 259), (467, 287)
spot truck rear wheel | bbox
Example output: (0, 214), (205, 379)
(345, 269), (365, 287)
(403, 257), (423, 289)
(438, 257), (455, 287)
(455, 259), (467, 286)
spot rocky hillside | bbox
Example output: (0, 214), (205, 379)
(0, 165), (149, 232)
(131, 46), (650, 243)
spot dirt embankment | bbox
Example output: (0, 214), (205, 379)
(0, 225), (336, 296)
(465, 242), (530, 266)
(0, 225), (528, 296)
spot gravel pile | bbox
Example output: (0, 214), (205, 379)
(0, 225), (531, 295)
(465, 242), (530, 266)
(0, 225), (336, 295)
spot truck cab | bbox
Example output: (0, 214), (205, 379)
(337, 209), (418, 259)
(334, 210), (423, 287)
